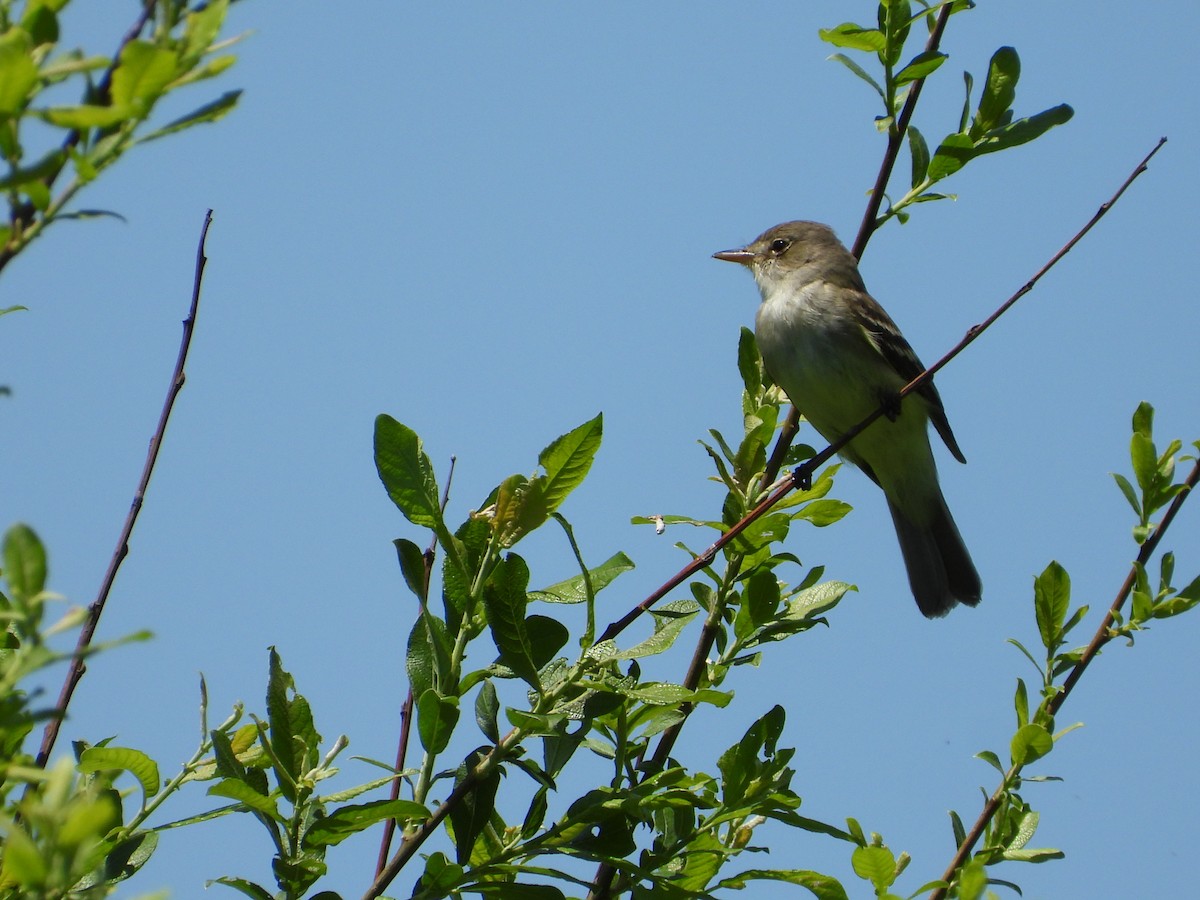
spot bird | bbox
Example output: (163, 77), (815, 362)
(713, 220), (981, 617)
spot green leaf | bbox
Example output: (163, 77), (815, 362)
(3, 523), (46, 599)
(529, 551), (634, 604)
(136, 89), (241, 143)
(613, 599), (699, 660)
(483, 554), (540, 688)
(265, 648), (320, 801)
(448, 750), (500, 865)
(1111, 472), (1141, 517)
(0, 27), (38, 116)
(975, 749), (1004, 774)
(827, 52), (885, 101)
(971, 104), (1074, 156)
(208, 778), (282, 819)
(182, 0), (229, 65)
(374, 415), (442, 529)
(1033, 561), (1070, 652)
(1132, 401), (1154, 438)
(1013, 678), (1028, 729)
(818, 23), (886, 52)
(39, 103), (132, 128)
(78, 747), (160, 800)
(1130, 431), (1157, 493)
(851, 845), (896, 890)
(210, 877), (275, 900)
(475, 680), (500, 742)
(494, 473), (548, 547)
(394, 538), (429, 604)
(793, 498), (852, 527)
(927, 132), (975, 181)
(417, 689), (460, 755)
(304, 798), (429, 848)
(714, 869), (849, 900)
(1002, 847), (1065, 863)
(971, 46), (1019, 138)
(736, 326), (763, 399)
(1010, 723), (1053, 766)
(110, 40), (177, 114)
(895, 50), (947, 86)
(538, 413), (602, 514)
(908, 125), (930, 188)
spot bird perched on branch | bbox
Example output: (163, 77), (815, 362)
(714, 220), (981, 617)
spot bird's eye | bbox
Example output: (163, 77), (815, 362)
(769, 238), (790, 254)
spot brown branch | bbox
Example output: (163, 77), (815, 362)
(585, 135), (1164, 899)
(850, 4), (954, 259)
(35, 208), (213, 768)
(760, 3), (955, 509)
(930, 453), (1197, 900)
(375, 457), (456, 877)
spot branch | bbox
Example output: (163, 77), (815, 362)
(929, 452), (1197, 900)
(597, 135), (1164, 670)
(375, 457), (456, 877)
(760, 3), (955, 504)
(35, 208), (213, 768)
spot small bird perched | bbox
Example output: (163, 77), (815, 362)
(714, 221), (981, 617)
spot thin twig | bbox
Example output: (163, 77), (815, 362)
(598, 137), (1165, 650)
(375, 457), (456, 876)
(35, 209), (213, 768)
(760, 3), (955, 510)
(929, 453), (1197, 900)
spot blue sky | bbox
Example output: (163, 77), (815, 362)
(3, 2), (1198, 897)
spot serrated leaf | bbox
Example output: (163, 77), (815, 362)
(529, 551), (634, 604)
(538, 413), (602, 513)
(483, 555), (539, 688)
(374, 415), (441, 529)
(612, 602), (699, 660)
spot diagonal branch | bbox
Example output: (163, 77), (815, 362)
(35, 208), (213, 768)
(929, 451), (1197, 900)
(761, 2), (955, 496)
(597, 137), (1165, 650)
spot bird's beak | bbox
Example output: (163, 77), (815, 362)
(712, 248), (755, 266)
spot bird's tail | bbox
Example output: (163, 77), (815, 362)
(887, 494), (981, 618)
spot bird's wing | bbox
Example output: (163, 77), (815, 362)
(850, 290), (968, 464)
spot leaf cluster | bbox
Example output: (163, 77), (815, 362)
(820, 1), (1073, 227)
(0, 0), (245, 272)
